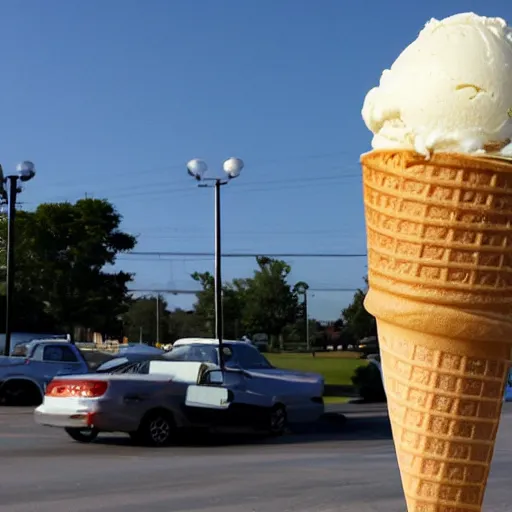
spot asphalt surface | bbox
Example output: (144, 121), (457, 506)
(0, 403), (511, 512)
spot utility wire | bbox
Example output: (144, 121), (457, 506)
(46, 149), (356, 189)
(29, 170), (361, 208)
(129, 287), (359, 294)
(131, 226), (360, 236)
(105, 173), (361, 202)
(125, 251), (366, 258)
(42, 166), (360, 203)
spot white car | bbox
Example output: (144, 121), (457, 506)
(34, 338), (325, 446)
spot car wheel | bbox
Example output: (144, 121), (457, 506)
(268, 404), (287, 436)
(137, 410), (175, 447)
(0, 380), (42, 406)
(65, 427), (99, 443)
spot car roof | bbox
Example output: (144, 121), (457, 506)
(118, 344), (164, 354)
(173, 338), (251, 347)
(27, 339), (71, 346)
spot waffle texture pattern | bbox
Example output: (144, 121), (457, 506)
(379, 323), (507, 512)
(362, 150), (512, 310)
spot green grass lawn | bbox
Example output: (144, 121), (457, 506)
(266, 352), (367, 386)
(323, 396), (351, 404)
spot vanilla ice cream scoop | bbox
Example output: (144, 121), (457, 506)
(362, 12), (512, 157)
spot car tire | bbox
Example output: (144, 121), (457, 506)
(268, 404), (287, 436)
(65, 427), (99, 443)
(135, 410), (175, 447)
(0, 380), (43, 406)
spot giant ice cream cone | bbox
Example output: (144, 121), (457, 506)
(362, 149), (512, 511)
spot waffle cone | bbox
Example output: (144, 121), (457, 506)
(360, 150), (512, 511)
(361, 150), (512, 326)
(378, 321), (509, 512)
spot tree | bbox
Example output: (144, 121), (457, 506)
(123, 295), (169, 344)
(242, 256), (299, 345)
(191, 271), (250, 339)
(168, 308), (210, 340)
(281, 318), (320, 347)
(341, 276), (377, 342)
(0, 198), (136, 336)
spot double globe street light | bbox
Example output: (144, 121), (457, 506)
(2, 161), (36, 356)
(187, 157), (244, 369)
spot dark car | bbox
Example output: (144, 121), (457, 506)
(357, 336), (379, 358)
(96, 353), (166, 373)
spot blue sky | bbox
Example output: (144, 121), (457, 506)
(1, 0), (510, 321)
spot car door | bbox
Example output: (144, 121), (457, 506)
(230, 344), (286, 395)
(232, 344), (317, 418)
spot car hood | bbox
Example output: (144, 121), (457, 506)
(246, 367), (322, 383)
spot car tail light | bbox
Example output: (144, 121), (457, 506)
(45, 379), (109, 398)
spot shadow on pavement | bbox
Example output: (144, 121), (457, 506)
(92, 414), (393, 448)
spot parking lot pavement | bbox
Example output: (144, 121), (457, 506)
(0, 406), (34, 415)
(0, 405), (399, 512)
(0, 404), (510, 511)
(0, 402), (389, 417)
(326, 402), (388, 417)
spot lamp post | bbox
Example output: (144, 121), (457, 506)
(187, 157), (244, 370)
(3, 161), (36, 356)
(295, 282), (310, 352)
(156, 294), (160, 346)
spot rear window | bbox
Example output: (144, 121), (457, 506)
(11, 344), (28, 357)
(42, 345), (79, 363)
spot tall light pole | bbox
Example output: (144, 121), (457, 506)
(295, 282), (310, 351)
(3, 161), (36, 356)
(304, 291), (310, 351)
(187, 157), (244, 370)
(156, 294), (160, 346)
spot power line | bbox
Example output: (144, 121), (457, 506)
(116, 256), (213, 262)
(130, 289), (199, 295)
(125, 251), (366, 258)
(106, 172), (361, 202)
(309, 288), (360, 292)
(129, 287), (359, 294)
(130, 226), (361, 236)
(37, 172), (361, 206)
(138, 233), (364, 241)
(127, 227), (366, 241)
(46, 150), (356, 189)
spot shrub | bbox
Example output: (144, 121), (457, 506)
(351, 362), (386, 403)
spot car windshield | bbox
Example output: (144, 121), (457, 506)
(163, 344), (219, 365)
(231, 344), (273, 370)
(162, 343), (273, 370)
(97, 357), (130, 372)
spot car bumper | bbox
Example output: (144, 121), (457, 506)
(34, 398), (99, 429)
(35, 407), (94, 429)
(34, 397), (139, 432)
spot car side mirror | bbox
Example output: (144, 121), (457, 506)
(206, 369), (224, 385)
